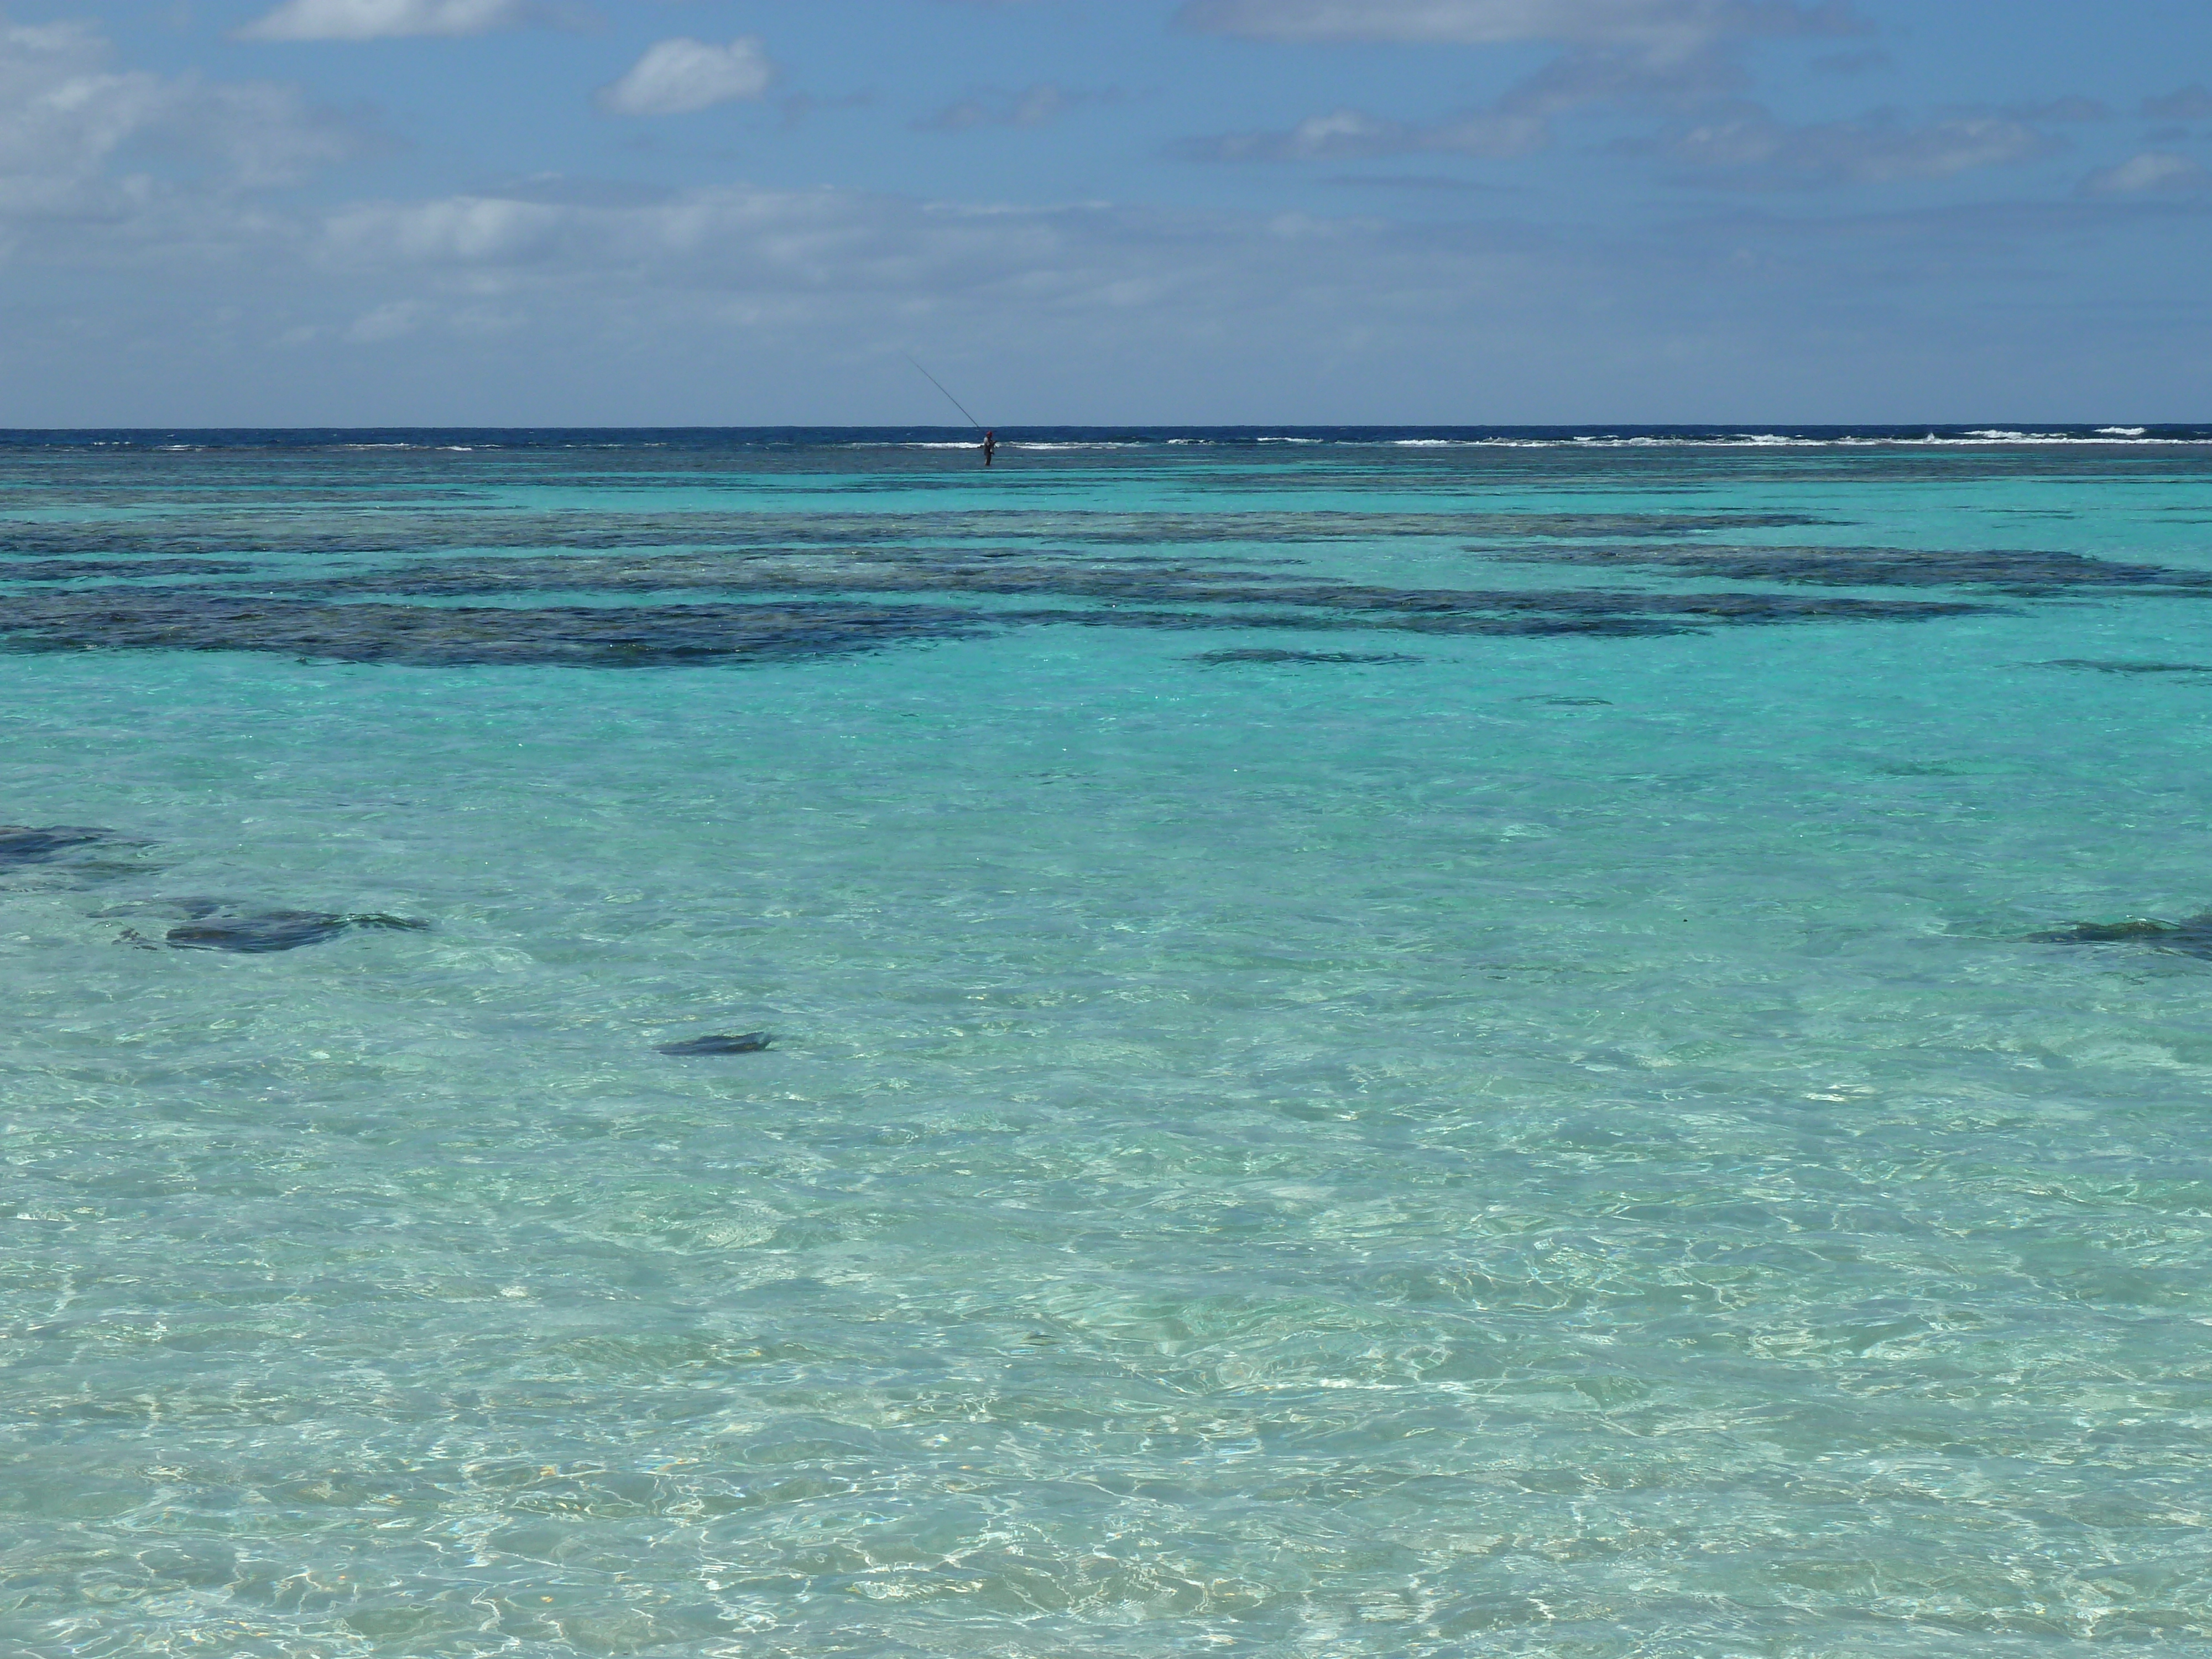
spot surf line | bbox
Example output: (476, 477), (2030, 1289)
(905, 354), (997, 466)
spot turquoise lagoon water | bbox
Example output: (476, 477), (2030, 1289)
(4, 428), (2212, 1656)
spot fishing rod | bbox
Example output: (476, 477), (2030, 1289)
(904, 354), (986, 432)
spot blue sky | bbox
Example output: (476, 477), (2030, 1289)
(6, 0), (2209, 424)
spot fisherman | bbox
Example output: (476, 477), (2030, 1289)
(982, 430), (997, 467)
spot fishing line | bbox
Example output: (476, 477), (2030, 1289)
(904, 354), (986, 431)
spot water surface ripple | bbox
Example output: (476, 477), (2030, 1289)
(4, 429), (2211, 1657)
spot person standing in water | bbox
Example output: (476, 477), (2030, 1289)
(982, 430), (997, 467)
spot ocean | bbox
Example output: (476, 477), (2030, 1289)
(5, 426), (2211, 1657)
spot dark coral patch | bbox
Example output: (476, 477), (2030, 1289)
(0, 580), (1994, 669)
(1478, 543), (2212, 596)
(2026, 915), (2212, 959)
(168, 911), (427, 953)
(1193, 649), (1423, 665)
(304, 555), (2000, 630)
(1, 825), (120, 868)
(658, 1032), (774, 1055)
(0, 592), (989, 669)
(2039, 659), (2212, 676)
(0, 508), (1828, 565)
(0, 559), (259, 582)
(100, 898), (430, 953)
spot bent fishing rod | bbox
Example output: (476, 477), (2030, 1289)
(904, 354), (983, 429)
(904, 355), (998, 465)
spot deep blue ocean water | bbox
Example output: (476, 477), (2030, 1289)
(5, 426), (2212, 1657)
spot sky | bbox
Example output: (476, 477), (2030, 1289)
(3, 0), (2209, 425)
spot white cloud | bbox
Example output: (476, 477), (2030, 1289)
(237, 0), (524, 43)
(1176, 0), (1858, 61)
(2004, 96), (2106, 124)
(346, 298), (425, 340)
(300, 182), (1579, 395)
(2079, 152), (2212, 197)
(320, 184), (1017, 285)
(326, 192), (573, 264)
(1173, 0), (1863, 167)
(0, 15), (354, 225)
(596, 37), (775, 118)
(1182, 106), (1544, 160)
(1658, 106), (2051, 187)
(0, 19), (162, 214)
(9, 150), (2209, 426)
(2140, 85), (2212, 123)
(920, 84), (1120, 133)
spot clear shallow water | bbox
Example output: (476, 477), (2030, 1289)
(4, 429), (2212, 1657)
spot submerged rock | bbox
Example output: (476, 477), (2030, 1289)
(0, 825), (124, 869)
(0, 591), (991, 669)
(1483, 543), (2212, 596)
(0, 539), (2000, 670)
(2039, 659), (2212, 676)
(1, 559), (258, 582)
(0, 506), (1823, 563)
(1193, 648), (1422, 666)
(168, 911), (429, 953)
(100, 898), (429, 953)
(2027, 914), (2212, 959)
(658, 1032), (774, 1056)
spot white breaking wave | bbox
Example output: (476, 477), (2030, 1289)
(1368, 432), (2209, 449)
(1384, 438), (1553, 448)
